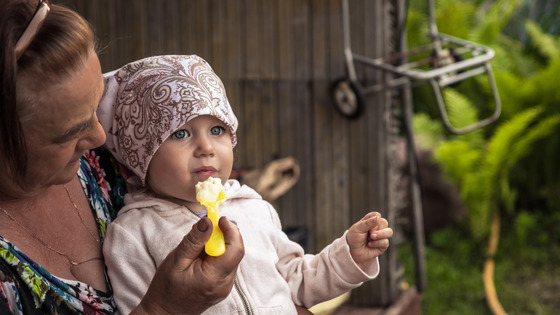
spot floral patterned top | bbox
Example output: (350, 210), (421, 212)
(0, 148), (126, 314)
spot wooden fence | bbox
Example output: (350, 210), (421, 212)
(58, 0), (407, 307)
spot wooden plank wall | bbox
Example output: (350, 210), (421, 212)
(56, 0), (404, 307)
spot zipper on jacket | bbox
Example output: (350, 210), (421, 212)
(234, 277), (253, 315)
(186, 207), (204, 219)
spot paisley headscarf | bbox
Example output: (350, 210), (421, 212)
(98, 55), (238, 187)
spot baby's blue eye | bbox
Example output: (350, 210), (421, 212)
(172, 129), (189, 139)
(210, 126), (225, 136)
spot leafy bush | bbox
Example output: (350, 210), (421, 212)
(402, 0), (560, 313)
(408, 0), (560, 240)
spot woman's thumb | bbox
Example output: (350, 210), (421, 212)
(173, 217), (213, 266)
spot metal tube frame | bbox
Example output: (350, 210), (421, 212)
(340, 0), (501, 135)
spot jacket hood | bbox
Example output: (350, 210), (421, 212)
(118, 179), (261, 216)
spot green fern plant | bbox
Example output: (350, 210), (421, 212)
(416, 97), (560, 240)
(406, 0), (560, 312)
(409, 0), (560, 232)
(525, 20), (560, 61)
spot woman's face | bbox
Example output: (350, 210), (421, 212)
(146, 115), (234, 204)
(17, 52), (106, 195)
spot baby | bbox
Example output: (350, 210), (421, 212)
(100, 55), (393, 314)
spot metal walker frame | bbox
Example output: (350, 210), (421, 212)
(332, 0), (501, 134)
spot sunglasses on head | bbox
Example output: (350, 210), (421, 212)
(15, 0), (51, 60)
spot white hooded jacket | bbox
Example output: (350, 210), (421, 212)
(103, 180), (379, 314)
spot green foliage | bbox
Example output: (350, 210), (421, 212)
(501, 208), (560, 264)
(512, 211), (536, 243)
(420, 103), (560, 240)
(399, 221), (560, 314)
(406, 0), (523, 47)
(432, 141), (480, 182)
(469, 0), (523, 45)
(403, 0), (560, 312)
(399, 226), (491, 315)
(412, 113), (444, 148)
(408, 0), (560, 239)
(520, 58), (560, 111)
(525, 20), (560, 61)
(415, 88), (560, 240)
(435, 0), (476, 39)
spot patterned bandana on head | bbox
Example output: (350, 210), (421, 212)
(99, 55), (238, 187)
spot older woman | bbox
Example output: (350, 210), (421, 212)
(0, 1), (244, 314)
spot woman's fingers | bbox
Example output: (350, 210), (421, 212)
(173, 217), (213, 268)
(215, 216), (245, 276)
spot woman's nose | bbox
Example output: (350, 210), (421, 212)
(79, 118), (106, 150)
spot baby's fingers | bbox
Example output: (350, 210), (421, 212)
(367, 238), (390, 252)
(377, 217), (389, 230)
(354, 215), (379, 233)
(369, 226), (393, 241)
(347, 214), (379, 248)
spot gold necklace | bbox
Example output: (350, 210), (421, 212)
(63, 184), (101, 246)
(0, 185), (101, 266)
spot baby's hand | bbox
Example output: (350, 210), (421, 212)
(346, 212), (393, 270)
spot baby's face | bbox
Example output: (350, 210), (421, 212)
(146, 115), (233, 204)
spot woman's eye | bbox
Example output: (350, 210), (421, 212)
(210, 126), (225, 136)
(172, 129), (189, 139)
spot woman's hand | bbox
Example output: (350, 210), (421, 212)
(295, 305), (314, 314)
(133, 216), (244, 315)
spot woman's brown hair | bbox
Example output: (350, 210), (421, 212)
(0, 0), (96, 181)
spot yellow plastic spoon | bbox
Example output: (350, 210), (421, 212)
(196, 177), (226, 256)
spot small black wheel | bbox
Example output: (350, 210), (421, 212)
(330, 78), (365, 119)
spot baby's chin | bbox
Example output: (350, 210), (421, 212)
(184, 197), (198, 204)
(150, 188), (196, 204)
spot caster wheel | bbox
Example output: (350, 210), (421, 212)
(330, 78), (365, 119)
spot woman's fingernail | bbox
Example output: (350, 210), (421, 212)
(197, 218), (209, 232)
